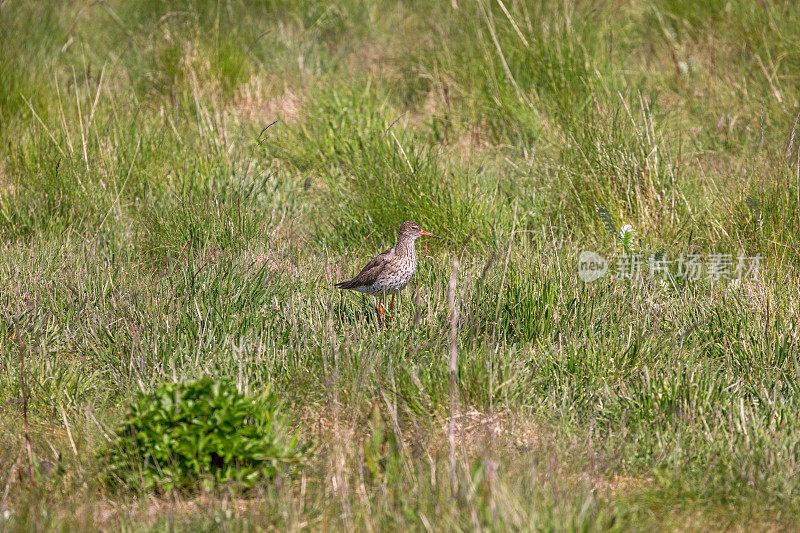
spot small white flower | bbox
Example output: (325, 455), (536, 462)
(619, 224), (635, 239)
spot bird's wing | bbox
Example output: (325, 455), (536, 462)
(335, 247), (395, 289)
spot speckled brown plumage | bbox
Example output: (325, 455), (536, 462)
(336, 221), (441, 321)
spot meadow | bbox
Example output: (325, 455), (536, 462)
(2, 0), (800, 530)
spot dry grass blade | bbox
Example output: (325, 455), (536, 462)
(447, 256), (460, 493)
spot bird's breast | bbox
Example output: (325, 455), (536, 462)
(374, 256), (417, 291)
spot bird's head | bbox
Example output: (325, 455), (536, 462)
(399, 220), (442, 240)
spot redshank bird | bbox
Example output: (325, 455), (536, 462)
(336, 221), (442, 322)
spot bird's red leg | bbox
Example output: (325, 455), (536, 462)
(377, 298), (385, 325)
(390, 294), (395, 312)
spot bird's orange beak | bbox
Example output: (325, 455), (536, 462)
(419, 230), (442, 239)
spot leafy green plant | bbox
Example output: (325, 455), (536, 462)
(101, 378), (304, 493)
(618, 223), (636, 255)
(597, 206), (636, 253)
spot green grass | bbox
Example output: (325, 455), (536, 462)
(2, 0), (800, 530)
